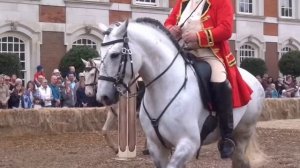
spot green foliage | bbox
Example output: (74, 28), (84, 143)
(279, 50), (300, 77)
(59, 46), (99, 77)
(0, 53), (21, 76)
(240, 58), (267, 77)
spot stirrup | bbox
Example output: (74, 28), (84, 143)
(218, 138), (236, 159)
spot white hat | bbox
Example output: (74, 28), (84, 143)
(53, 69), (60, 73)
(79, 72), (84, 77)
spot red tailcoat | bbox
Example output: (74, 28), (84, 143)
(165, 0), (253, 107)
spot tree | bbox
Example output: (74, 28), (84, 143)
(240, 58), (267, 77)
(59, 46), (99, 77)
(279, 50), (300, 77)
(0, 53), (21, 76)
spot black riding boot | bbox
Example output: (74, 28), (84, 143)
(211, 80), (236, 159)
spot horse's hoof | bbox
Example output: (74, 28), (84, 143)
(142, 149), (150, 155)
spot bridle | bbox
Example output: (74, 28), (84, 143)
(99, 31), (135, 95)
(84, 60), (99, 91)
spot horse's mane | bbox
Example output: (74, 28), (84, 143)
(135, 17), (181, 51)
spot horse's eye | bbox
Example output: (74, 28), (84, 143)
(111, 53), (119, 59)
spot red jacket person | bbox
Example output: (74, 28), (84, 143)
(165, 0), (253, 159)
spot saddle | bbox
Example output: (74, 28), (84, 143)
(184, 52), (218, 158)
(185, 52), (213, 111)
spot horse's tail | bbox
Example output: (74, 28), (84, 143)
(245, 130), (268, 167)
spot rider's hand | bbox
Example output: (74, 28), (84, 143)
(182, 32), (199, 49)
(168, 25), (182, 40)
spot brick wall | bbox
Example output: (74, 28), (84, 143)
(40, 5), (66, 23)
(265, 42), (278, 78)
(109, 10), (132, 24)
(40, 32), (66, 80)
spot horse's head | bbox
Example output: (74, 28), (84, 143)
(82, 58), (100, 97)
(97, 20), (142, 105)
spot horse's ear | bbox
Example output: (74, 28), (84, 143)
(98, 23), (109, 34)
(81, 58), (88, 66)
(114, 19), (129, 36)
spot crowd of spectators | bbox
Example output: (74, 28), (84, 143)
(0, 65), (101, 109)
(257, 74), (300, 98)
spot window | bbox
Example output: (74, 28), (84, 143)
(72, 38), (97, 50)
(0, 36), (26, 81)
(281, 46), (297, 56)
(239, 44), (256, 63)
(239, 0), (253, 14)
(134, 0), (158, 6)
(280, 0), (293, 17)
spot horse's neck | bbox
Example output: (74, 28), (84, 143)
(128, 23), (186, 111)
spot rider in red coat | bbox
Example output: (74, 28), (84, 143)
(165, 0), (253, 158)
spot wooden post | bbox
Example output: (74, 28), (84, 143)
(118, 84), (136, 159)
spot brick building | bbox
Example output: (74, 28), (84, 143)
(0, 0), (299, 82)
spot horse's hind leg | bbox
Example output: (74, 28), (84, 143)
(147, 138), (169, 168)
(167, 139), (199, 168)
(231, 125), (255, 168)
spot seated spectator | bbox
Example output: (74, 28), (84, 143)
(62, 80), (76, 107)
(0, 75), (10, 109)
(275, 77), (285, 96)
(38, 79), (52, 107)
(8, 83), (23, 108)
(294, 85), (300, 98)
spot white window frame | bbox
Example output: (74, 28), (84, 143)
(133, 0), (159, 7)
(279, 0), (295, 18)
(0, 35), (29, 82)
(280, 45), (297, 57)
(238, 0), (255, 15)
(72, 38), (97, 50)
(239, 44), (257, 65)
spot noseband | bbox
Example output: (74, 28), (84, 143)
(99, 32), (134, 94)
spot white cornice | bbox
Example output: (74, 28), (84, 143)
(131, 4), (170, 14)
(0, 0), (40, 5)
(64, 0), (110, 9)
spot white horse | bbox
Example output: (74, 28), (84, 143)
(97, 18), (265, 168)
(82, 58), (119, 153)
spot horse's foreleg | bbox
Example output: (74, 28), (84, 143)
(102, 107), (118, 153)
(167, 138), (199, 168)
(147, 138), (169, 168)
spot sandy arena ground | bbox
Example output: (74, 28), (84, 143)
(0, 119), (299, 168)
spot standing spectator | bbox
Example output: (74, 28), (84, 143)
(275, 77), (285, 96)
(9, 74), (17, 91)
(76, 73), (88, 107)
(15, 78), (23, 86)
(4, 75), (11, 86)
(34, 65), (45, 87)
(61, 80), (76, 107)
(49, 75), (61, 107)
(23, 81), (40, 109)
(52, 69), (62, 79)
(261, 73), (269, 90)
(8, 83), (23, 108)
(270, 83), (279, 98)
(67, 73), (77, 90)
(35, 75), (45, 89)
(0, 75), (10, 109)
(38, 79), (52, 107)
